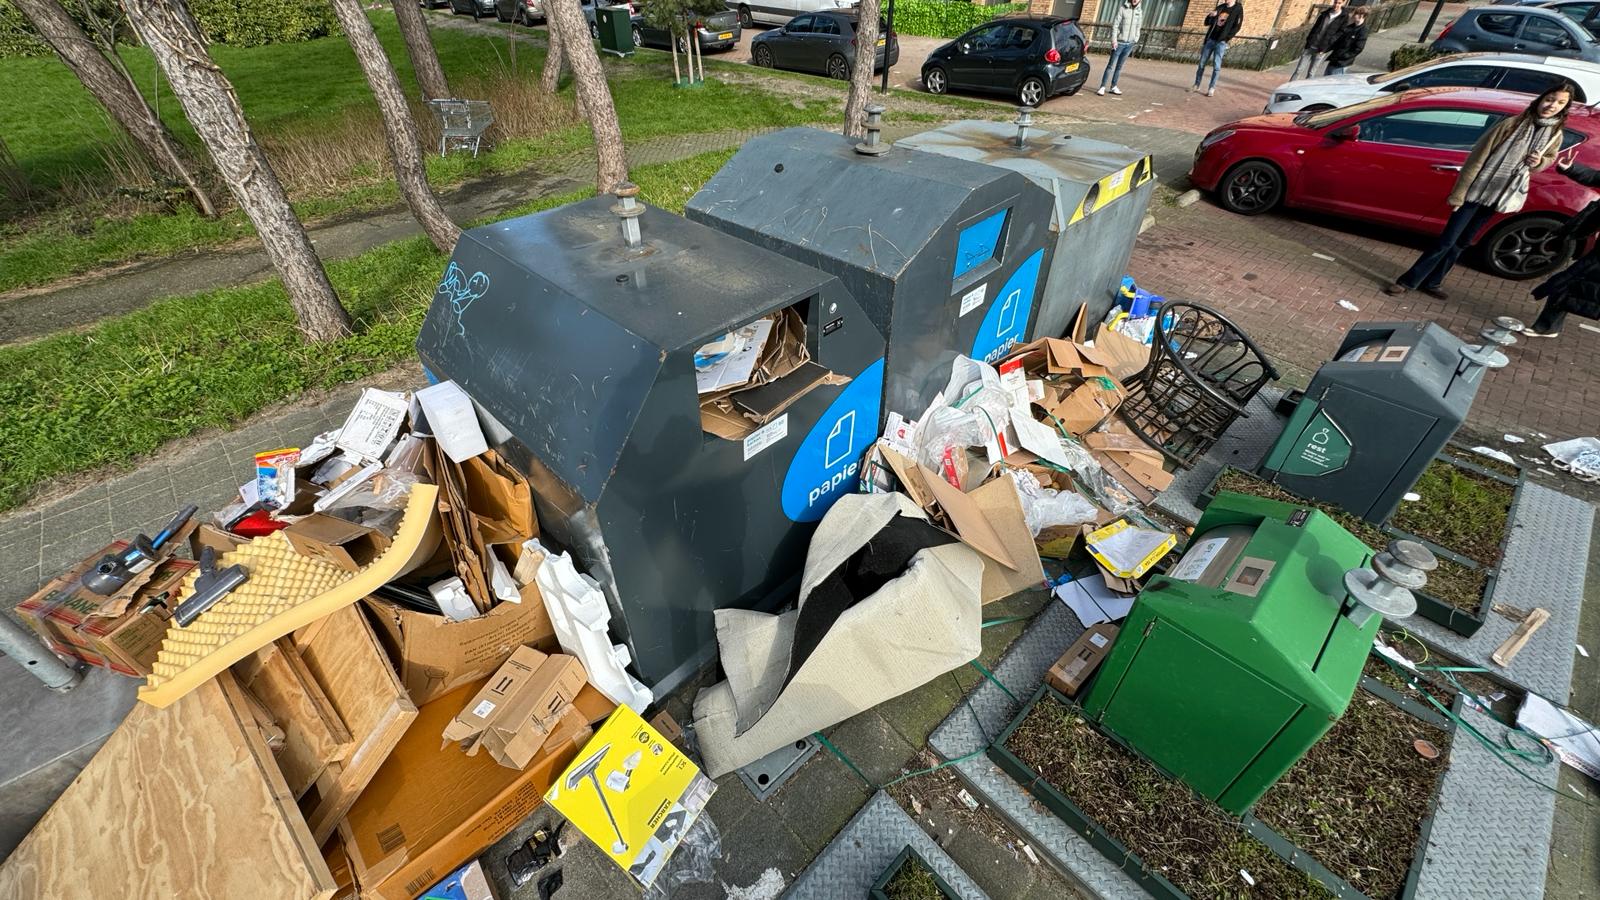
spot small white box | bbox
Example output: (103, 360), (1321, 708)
(416, 380), (489, 463)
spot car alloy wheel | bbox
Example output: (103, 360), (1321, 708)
(1017, 76), (1045, 107)
(924, 66), (947, 94)
(738, 4), (753, 28)
(632, 25), (643, 47)
(1220, 160), (1283, 215)
(590, 20), (599, 38)
(754, 45), (773, 67)
(827, 54), (849, 80)
(1482, 214), (1568, 279)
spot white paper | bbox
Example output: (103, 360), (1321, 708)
(696, 319), (773, 394)
(959, 283), (988, 317)
(1010, 410), (1072, 469)
(1504, 434), (1526, 444)
(1473, 445), (1518, 465)
(1055, 577), (1135, 627)
(743, 414), (789, 461)
(238, 479), (260, 507)
(311, 461), (383, 513)
(1089, 525), (1175, 576)
(1337, 299), (1360, 311)
(1518, 693), (1600, 780)
(335, 388), (410, 462)
(881, 411), (918, 456)
(416, 380), (489, 463)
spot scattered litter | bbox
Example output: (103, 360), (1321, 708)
(1473, 446), (1517, 465)
(1579, 322), (1600, 336)
(1490, 691), (1507, 702)
(910, 796), (922, 816)
(1240, 869), (1256, 886)
(1519, 694), (1600, 780)
(1312, 252), (1335, 261)
(721, 868), (786, 900)
(1503, 434), (1525, 444)
(1544, 437), (1600, 481)
(1579, 644), (1590, 658)
(1403, 492), (1421, 502)
(1571, 784), (1587, 798)
(1021, 842), (1040, 865)
(957, 789), (979, 810)
(1413, 739), (1439, 760)
(1337, 299), (1360, 311)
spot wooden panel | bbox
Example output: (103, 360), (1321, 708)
(0, 673), (335, 900)
(295, 605), (418, 845)
(235, 638), (354, 798)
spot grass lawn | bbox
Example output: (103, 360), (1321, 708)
(0, 148), (733, 513)
(0, 14), (838, 293)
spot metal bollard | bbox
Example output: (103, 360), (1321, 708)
(0, 611), (81, 692)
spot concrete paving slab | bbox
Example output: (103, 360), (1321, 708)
(787, 792), (990, 900)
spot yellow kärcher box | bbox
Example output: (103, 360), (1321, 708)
(545, 705), (715, 889)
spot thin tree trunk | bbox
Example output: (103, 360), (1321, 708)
(843, 0), (881, 138)
(545, 0), (625, 192)
(122, 0), (350, 341)
(541, 25), (564, 92)
(14, 0), (217, 216)
(391, 0), (451, 100)
(331, 0), (460, 253)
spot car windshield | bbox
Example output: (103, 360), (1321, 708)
(1294, 93), (1408, 127)
(1367, 54), (1475, 85)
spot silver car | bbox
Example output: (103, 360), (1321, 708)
(1265, 52), (1600, 113)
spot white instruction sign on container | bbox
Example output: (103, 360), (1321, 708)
(959, 283), (988, 317)
(743, 414), (789, 461)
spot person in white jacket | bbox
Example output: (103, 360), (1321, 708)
(1097, 0), (1143, 96)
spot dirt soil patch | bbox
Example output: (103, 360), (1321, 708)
(1007, 699), (1333, 899)
(882, 854), (950, 899)
(1254, 688), (1451, 900)
(1450, 449), (1522, 482)
(1212, 469), (1488, 611)
(1389, 460), (1514, 568)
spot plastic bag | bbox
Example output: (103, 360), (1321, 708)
(1050, 433), (1141, 518)
(913, 356), (1015, 473)
(642, 814), (722, 900)
(1008, 470), (1100, 536)
(319, 469), (417, 531)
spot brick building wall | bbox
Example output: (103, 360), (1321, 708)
(1068, 0), (1322, 37)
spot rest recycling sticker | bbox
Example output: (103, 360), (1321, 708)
(545, 706), (716, 889)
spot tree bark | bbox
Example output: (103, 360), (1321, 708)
(540, 21), (563, 93)
(843, 0), (881, 139)
(390, 0), (451, 101)
(122, 0), (350, 341)
(331, 0), (460, 254)
(14, 0), (217, 216)
(545, 0), (626, 192)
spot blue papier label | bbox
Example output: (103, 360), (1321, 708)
(971, 248), (1044, 365)
(780, 358), (885, 522)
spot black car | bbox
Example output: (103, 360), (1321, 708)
(1432, 7), (1600, 62)
(448, 0), (498, 18)
(496, 0), (542, 25)
(922, 17), (1090, 107)
(750, 11), (899, 79)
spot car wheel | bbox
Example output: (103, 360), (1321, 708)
(827, 54), (850, 80)
(738, 4), (753, 28)
(924, 65), (947, 95)
(1017, 76), (1046, 107)
(1480, 214), (1570, 280)
(632, 25), (643, 47)
(590, 20), (599, 38)
(1218, 160), (1284, 215)
(753, 44), (773, 67)
(677, 36), (688, 53)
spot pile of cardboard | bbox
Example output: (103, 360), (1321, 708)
(697, 308), (845, 440)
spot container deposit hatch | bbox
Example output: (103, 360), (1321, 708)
(416, 187), (887, 694)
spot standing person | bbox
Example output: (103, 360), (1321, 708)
(1291, 0), (1344, 81)
(1322, 6), (1367, 76)
(1385, 84), (1572, 299)
(1098, 0), (1144, 96)
(1193, 0), (1244, 97)
(1525, 156), (1600, 337)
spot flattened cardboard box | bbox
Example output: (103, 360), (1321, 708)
(341, 681), (615, 900)
(363, 590), (556, 707)
(284, 513), (392, 572)
(442, 646), (588, 770)
(16, 550), (194, 676)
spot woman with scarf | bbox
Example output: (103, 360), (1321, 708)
(1525, 157), (1600, 337)
(1386, 84), (1573, 300)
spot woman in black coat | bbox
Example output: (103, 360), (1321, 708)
(1526, 159), (1600, 337)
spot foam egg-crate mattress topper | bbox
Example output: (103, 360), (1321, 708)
(138, 484), (441, 709)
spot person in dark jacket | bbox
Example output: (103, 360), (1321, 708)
(1192, 0), (1244, 96)
(1292, 0), (1344, 80)
(1323, 6), (1367, 75)
(1525, 157), (1600, 337)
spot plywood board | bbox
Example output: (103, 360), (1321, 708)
(235, 639), (354, 797)
(0, 673), (335, 900)
(296, 605), (418, 844)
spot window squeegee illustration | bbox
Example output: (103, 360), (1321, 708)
(566, 744), (629, 854)
(823, 410), (857, 468)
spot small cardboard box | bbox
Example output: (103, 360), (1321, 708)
(442, 646), (588, 770)
(341, 681), (615, 900)
(546, 705), (717, 890)
(284, 514), (392, 572)
(363, 590), (556, 707)
(15, 550), (194, 676)
(1047, 624), (1120, 696)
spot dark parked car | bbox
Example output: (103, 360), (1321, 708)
(1432, 7), (1600, 61)
(639, 8), (742, 53)
(750, 11), (898, 79)
(448, 0), (497, 18)
(922, 17), (1091, 107)
(496, 0), (543, 25)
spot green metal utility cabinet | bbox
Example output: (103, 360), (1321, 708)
(1081, 491), (1379, 815)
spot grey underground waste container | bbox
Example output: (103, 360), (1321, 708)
(416, 192), (886, 695)
(685, 126), (1057, 421)
(897, 116), (1155, 338)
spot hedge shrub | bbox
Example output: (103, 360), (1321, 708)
(1, 0), (340, 57)
(1388, 43), (1440, 72)
(891, 0), (1028, 40)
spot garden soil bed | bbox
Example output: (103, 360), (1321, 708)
(1387, 460), (1515, 568)
(1007, 698), (1333, 900)
(878, 851), (953, 900)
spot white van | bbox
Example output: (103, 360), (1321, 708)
(727, 0), (858, 28)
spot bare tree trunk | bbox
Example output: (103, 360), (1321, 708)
(14, 0), (217, 216)
(843, 0), (880, 138)
(122, 0), (350, 341)
(545, 0), (625, 192)
(331, 0), (460, 253)
(541, 25), (564, 92)
(391, 0), (451, 100)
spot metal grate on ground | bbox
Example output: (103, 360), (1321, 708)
(784, 791), (991, 900)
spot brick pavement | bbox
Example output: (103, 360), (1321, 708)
(1128, 198), (1600, 439)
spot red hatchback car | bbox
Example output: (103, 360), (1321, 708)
(1190, 87), (1600, 278)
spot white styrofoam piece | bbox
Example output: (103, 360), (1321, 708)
(527, 540), (653, 713)
(416, 380), (489, 463)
